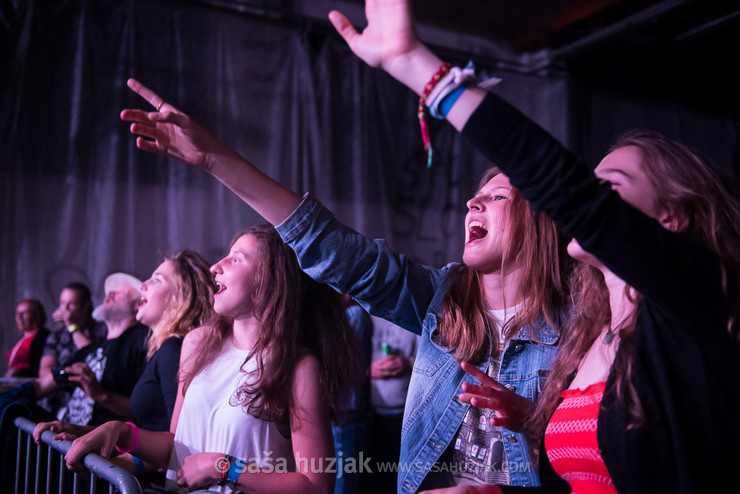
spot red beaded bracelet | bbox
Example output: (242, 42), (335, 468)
(418, 62), (451, 167)
(115, 422), (139, 454)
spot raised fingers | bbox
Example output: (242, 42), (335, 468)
(127, 78), (165, 110)
(460, 361), (507, 391)
(328, 10), (358, 46)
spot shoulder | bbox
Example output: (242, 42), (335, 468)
(160, 336), (184, 352)
(151, 336), (183, 361)
(181, 325), (209, 351)
(180, 325), (213, 370)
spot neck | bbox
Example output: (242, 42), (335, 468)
(481, 263), (525, 311)
(105, 316), (137, 339)
(601, 268), (636, 329)
(232, 315), (261, 350)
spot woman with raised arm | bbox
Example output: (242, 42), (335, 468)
(108, 33), (570, 494)
(64, 224), (364, 493)
(327, 1), (740, 493)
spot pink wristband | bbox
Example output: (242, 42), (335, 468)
(115, 422), (139, 454)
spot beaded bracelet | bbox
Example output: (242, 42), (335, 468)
(114, 422), (139, 454)
(417, 62), (451, 168)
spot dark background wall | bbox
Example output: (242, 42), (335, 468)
(2, 0), (737, 368)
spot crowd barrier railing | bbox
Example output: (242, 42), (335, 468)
(13, 416), (142, 494)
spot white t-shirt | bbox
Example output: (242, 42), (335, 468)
(166, 337), (293, 492)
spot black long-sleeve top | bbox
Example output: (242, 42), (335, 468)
(462, 93), (740, 493)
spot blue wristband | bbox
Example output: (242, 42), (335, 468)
(227, 458), (243, 482)
(438, 83), (469, 118)
(132, 455), (145, 475)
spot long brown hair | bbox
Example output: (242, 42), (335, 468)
(181, 224), (364, 423)
(147, 250), (218, 359)
(527, 129), (740, 449)
(437, 167), (569, 363)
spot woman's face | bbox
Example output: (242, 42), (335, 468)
(568, 145), (669, 265)
(137, 260), (177, 327)
(211, 234), (261, 320)
(15, 302), (37, 333)
(463, 173), (514, 273)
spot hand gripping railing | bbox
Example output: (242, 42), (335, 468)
(13, 416), (142, 494)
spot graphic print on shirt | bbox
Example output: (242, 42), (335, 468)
(451, 348), (510, 485)
(65, 347), (107, 425)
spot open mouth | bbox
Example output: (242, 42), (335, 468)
(135, 298), (146, 310)
(215, 281), (226, 295)
(468, 220), (488, 242)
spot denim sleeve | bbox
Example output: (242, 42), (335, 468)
(276, 195), (451, 335)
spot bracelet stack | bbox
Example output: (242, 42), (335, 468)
(426, 62), (477, 119)
(418, 62), (451, 168)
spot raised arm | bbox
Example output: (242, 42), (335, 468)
(328, 0), (485, 131)
(121, 79), (301, 225)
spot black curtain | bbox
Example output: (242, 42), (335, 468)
(1, 0), (736, 362)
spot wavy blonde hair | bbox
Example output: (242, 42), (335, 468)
(146, 250), (218, 359)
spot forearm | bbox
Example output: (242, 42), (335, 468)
(231, 469), (327, 494)
(204, 147), (302, 226)
(128, 428), (175, 468)
(33, 372), (57, 400)
(71, 330), (93, 349)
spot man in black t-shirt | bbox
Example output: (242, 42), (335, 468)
(62, 272), (149, 426)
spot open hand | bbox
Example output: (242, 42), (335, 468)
(33, 420), (83, 444)
(329, 0), (423, 73)
(64, 420), (129, 473)
(458, 361), (534, 432)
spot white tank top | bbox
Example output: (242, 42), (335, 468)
(166, 337), (293, 492)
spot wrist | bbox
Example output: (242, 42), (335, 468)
(91, 388), (108, 403)
(115, 422), (139, 454)
(67, 323), (79, 334)
(383, 44), (443, 96)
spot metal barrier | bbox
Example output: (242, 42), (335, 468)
(13, 416), (142, 494)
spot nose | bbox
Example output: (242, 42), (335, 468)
(467, 195), (482, 212)
(140, 281), (148, 292)
(210, 260), (223, 275)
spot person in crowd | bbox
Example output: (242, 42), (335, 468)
(333, 294), (373, 494)
(34, 273), (148, 426)
(39, 282), (107, 417)
(36, 251), (216, 438)
(63, 224), (365, 493)
(326, 1), (740, 493)
(5, 299), (50, 378)
(101, 51), (570, 490)
(36, 252), (217, 486)
(367, 315), (418, 492)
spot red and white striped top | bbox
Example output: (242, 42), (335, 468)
(544, 382), (616, 494)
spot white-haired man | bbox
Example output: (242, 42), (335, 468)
(34, 273), (149, 426)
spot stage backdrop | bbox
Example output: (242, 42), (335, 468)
(2, 0), (737, 367)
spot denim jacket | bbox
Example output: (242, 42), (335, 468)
(277, 196), (559, 492)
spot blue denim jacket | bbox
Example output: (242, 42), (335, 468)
(277, 196), (559, 492)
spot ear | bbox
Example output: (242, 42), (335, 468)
(658, 209), (687, 232)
